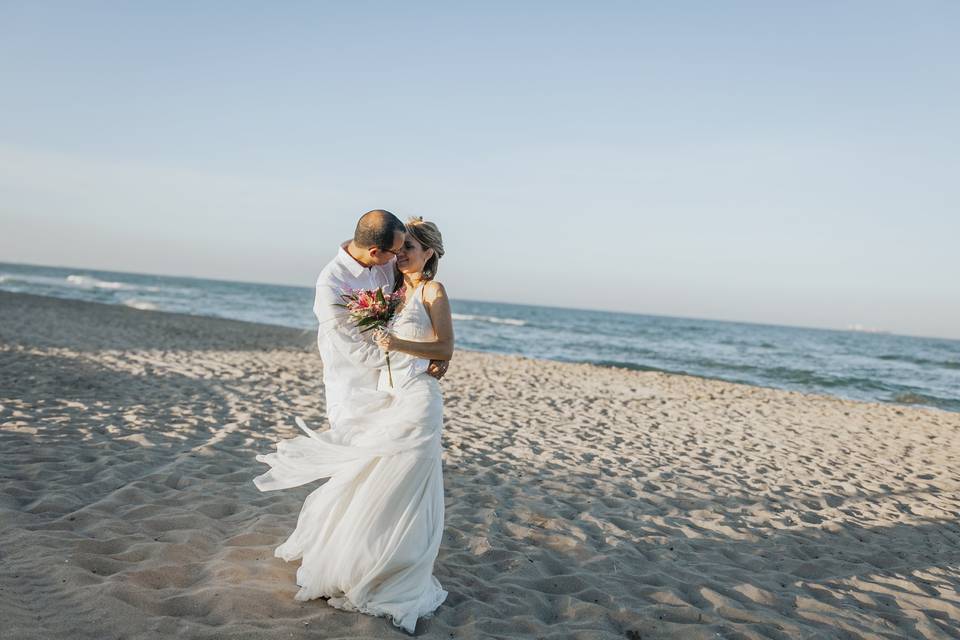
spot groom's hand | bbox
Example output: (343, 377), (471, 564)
(427, 359), (449, 380)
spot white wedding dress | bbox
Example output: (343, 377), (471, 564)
(253, 282), (447, 634)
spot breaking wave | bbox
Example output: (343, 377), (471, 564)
(0, 272), (160, 292)
(122, 299), (158, 310)
(66, 274), (160, 292)
(452, 313), (526, 327)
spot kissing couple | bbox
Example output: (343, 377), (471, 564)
(253, 209), (454, 634)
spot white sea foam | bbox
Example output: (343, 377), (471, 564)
(0, 272), (162, 293)
(452, 313), (526, 327)
(123, 299), (158, 311)
(66, 274), (154, 291)
(1, 273), (76, 288)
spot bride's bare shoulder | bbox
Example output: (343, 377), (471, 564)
(422, 280), (448, 303)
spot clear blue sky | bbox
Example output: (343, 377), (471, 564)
(1, 2), (958, 339)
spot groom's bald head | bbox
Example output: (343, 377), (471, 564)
(354, 209), (406, 251)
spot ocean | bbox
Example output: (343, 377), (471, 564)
(2, 261), (957, 413)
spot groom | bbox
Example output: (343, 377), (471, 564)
(312, 209), (449, 427)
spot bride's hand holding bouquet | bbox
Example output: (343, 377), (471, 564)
(372, 328), (400, 353)
(334, 285), (406, 387)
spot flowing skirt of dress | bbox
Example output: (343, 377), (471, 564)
(252, 372), (447, 634)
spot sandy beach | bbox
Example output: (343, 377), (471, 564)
(2, 289), (959, 639)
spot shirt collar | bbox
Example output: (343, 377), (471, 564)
(338, 242), (371, 278)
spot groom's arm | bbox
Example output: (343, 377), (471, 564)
(313, 283), (387, 370)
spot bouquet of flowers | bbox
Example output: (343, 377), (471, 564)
(334, 285), (406, 387)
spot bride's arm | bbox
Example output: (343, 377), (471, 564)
(374, 281), (454, 361)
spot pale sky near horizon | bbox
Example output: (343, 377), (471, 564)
(1, 2), (958, 339)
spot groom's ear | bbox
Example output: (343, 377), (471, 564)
(369, 244), (395, 263)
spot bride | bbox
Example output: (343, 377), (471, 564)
(253, 216), (454, 634)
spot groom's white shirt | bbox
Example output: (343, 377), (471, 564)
(313, 241), (395, 427)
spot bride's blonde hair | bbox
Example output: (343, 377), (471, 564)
(405, 216), (444, 280)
